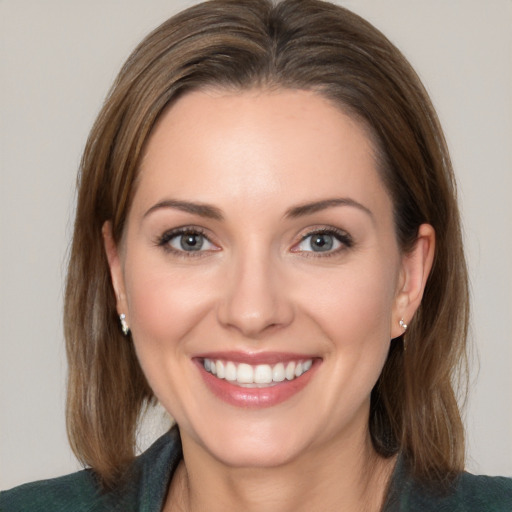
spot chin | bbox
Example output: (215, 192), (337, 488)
(178, 408), (324, 470)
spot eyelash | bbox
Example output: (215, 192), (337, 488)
(155, 226), (217, 258)
(293, 227), (354, 257)
(155, 226), (353, 258)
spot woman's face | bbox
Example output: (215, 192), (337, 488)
(106, 89), (429, 468)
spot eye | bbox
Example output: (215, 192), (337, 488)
(158, 228), (217, 254)
(293, 228), (353, 254)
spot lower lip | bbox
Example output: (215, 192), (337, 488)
(196, 360), (319, 408)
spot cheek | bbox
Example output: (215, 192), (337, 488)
(302, 258), (398, 347)
(303, 259), (398, 413)
(122, 260), (221, 418)
(124, 260), (217, 353)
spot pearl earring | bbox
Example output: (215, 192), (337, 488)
(399, 318), (408, 332)
(120, 313), (130, 336)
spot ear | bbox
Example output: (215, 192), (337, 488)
(391, 223), (435, 339)
(102, 221), (128, 319)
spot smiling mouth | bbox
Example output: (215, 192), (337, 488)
(202, 358), (313, 387)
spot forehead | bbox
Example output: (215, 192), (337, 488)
(134, 88), (391, 218)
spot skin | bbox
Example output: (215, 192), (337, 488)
(104, 89), (434, 512)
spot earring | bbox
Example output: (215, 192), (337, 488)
(399, 318), (408, 332)
(120, 313), (130, 336)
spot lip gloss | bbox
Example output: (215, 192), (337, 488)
(195, 357), (318, 408)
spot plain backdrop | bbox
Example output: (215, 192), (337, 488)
(1, 0), (511, 489)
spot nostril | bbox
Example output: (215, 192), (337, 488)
(216, 300), (294, 338)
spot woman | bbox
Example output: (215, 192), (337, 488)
(2, 0), (511, 510)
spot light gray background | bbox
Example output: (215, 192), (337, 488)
(1, 0), (511, 489)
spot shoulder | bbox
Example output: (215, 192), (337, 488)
(0, 428), (182, 512)
(452, 472), (512, 510)
(386, 457), (512, 512)
(0, 470), (102, 512)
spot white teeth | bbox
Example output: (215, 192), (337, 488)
(203, 358), (313, 386)
(285, 361), (295, 380)
(216, 360), (225, 378)
(225, 361), (237, 381)
(237, 363), (254, 384)
(254, 364), (272, 384)
(272, 362), (285, 382)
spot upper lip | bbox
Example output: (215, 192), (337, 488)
(194, 351), (318, 365)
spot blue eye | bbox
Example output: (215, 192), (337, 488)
(295, 229), (352, 254)
(159, 229), (216, 253)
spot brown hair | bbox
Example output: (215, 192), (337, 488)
(65, 0), (469, 490)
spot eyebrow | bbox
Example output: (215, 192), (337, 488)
(143, 197), (372, 222)
(143, 199), (224, 220)
(285, 198), (373, 219)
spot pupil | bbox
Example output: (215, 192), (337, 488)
(312, 234), (333, 251)
(181, 233), (202, 251)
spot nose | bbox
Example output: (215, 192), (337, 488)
(216, 247), (294, 338)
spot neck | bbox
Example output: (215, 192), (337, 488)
(165, 427), (396, 512)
